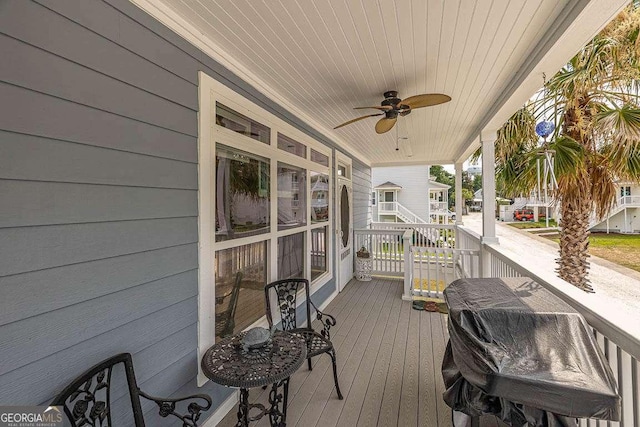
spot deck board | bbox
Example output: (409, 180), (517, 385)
(216, 277), (503, 427)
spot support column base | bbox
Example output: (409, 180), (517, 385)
(480, 236), (499, 245)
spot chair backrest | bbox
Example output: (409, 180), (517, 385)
(51, 353), (146, 427)
(215, 272), (243, 338)
(264, 278), (311, 331)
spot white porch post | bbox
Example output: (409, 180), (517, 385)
(481, 130), (499, 277)
(455, 162), (463, 226)
(426, 165), (431, 222)
(402, 230), (413, 300)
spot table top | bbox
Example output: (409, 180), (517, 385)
(201, 330), (307, 389)
(443, 277), (620, 420)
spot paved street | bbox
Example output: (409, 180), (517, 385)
(461, 213), (640, 325)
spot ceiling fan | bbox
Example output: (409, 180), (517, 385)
(334, 90), (451, 134)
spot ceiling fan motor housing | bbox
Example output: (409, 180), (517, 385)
(382, 90), (409, 118)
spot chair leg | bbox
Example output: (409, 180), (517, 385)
(329, 349), (343, 400)
(308, 357), (313, 371)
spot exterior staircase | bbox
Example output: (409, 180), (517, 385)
(395, 202), (428, 224)
(589, 196), (640, 229)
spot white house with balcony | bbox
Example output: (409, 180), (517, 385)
(372, 166), (451, 224)
(591, 181), (640, 233)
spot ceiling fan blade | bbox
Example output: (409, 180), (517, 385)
(353, 105), (393, 111)
(401, 93), (451, 109)
(375, 117), (397, 134)
(334, 113), (384, 130)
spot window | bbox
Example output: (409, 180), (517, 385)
(278, 133), (306, 158)
(311, 149), (329, 167)
(371, 191), (376, 206)
(310, 227), (327, 281)
(311, 172), (329, 223)
(278, 163), (307, 230)
(384, 191), (394, 202)
(278, 232), (305, 280)
(338, 165), (347, 177)
(216, 103), (270, 144)
(215, 242), (267, 340)
(215, 145), (270, 242)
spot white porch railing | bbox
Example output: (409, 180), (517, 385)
(371, 222), (455, 247)
(411, 247), (480, 298)
(620, 195), (640, 206)
(354, 229), (405, 276)
(357, 224), (479, 299)
(457, 225), (640, 427)
(429, 201), (448, 212)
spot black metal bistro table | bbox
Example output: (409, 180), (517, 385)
(442, 277), (620, 427)
(201, 330), (306, 427)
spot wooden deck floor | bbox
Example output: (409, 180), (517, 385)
(217, 277), (503, 427)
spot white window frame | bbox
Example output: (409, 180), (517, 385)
(197, 72), (333, 385)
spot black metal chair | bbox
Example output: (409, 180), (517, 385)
(215, 271), (243, 338)
(264, 278), (343, 399)
(51, 353), (212, 427)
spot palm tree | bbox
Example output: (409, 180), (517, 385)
(492, 5), (640, 291)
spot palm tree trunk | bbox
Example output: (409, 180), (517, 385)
(557, 193), (594, 292)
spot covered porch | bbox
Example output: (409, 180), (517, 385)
(1, 1), (637, 427)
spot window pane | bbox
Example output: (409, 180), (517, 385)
(311, 227), (327, 282)
(215, 241), (267, 340)
(311, 172), (329, 223)
(311, 149), (329, 167)
(338, 164), (347, 177)
(278, 163), (307, 230)
(278, 232), (305, 280)
(216, 145), (270, 242)
(216, 102), (270, 144)
(278, 133), (306, 158)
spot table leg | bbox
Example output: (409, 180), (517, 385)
(236, 388), (250, 427)
(267, 378), (288, 426)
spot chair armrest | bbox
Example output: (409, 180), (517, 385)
(309, 300), (337, 340)
(139, 389), (212, 427)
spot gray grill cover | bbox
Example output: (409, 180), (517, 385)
(442, 277), (620, 425)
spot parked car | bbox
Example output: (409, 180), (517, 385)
(513, 209), (534, 221)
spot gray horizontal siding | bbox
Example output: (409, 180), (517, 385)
(0, 0), (372, 425)
(352, 157), (372, 229)
(0, 244), (197, 326)
(0, 181), (196, 227)
(0, 82), (197, 162)
(0, 34), (196, 135)
(0, 0), (198, 109)
(0, 217), (197, 276)
(0, 269), (197, 376)
(0, 132), (197, 188)
(1, 297), (197, 405)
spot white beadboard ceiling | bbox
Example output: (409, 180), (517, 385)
(135, 0), (627, 166)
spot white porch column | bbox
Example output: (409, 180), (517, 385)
(481, 130), (499, 278)
(426, 164), (431, 222)
(455, 162), (463, 226)
(481, 130), (499, 244)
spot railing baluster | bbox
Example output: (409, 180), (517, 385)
(620, 349), (633, 427)
(633, 358), (639, 427)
